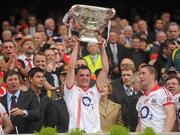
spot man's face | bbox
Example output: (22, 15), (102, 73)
(2, 41), (15, 58)
(6, 74), (20, 92)
(139, 67), (154, 88)
(88, 44), (99, 55)
(34, 55), (47, 69)
(132, 38), (140, 49)
(121, 70), (133, 87)
(165, 78), (179, 95)
(44, 50), (56, 64)
(29, 72), (44, 89)
(28, 16), (37, 26)
(76, 69), (91, 90)
(155, 19), (164, 30)
(156, 32), (167, 43)
(33, 33), (43, 45)
(167, 25), (180, 40)
(109, 32), (118, 44)
(22, 41), (35, 55)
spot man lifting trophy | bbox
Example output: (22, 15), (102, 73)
(63, 4), (116, 43)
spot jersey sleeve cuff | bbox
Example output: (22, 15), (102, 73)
(163, 102), (174, 106)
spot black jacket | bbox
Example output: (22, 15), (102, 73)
(0, 90), (40, 134)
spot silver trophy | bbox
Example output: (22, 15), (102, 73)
(63, 4), (116, 43)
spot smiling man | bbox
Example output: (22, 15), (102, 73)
(0, 70), (40, 134)
(64, 37), (109, 133)
(136, 65), (176, 132)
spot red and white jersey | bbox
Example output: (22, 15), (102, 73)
(136, 85), (174, 132)
(173, 92), (180, 131)
(64, 83), (102, 133)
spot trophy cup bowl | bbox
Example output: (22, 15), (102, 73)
(63, 4), (116, 43)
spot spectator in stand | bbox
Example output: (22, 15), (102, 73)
(128, 35), (149, 69)
(33, 52), (57, 96)
(109, 63), (142, 131)
(54, 65), (69, 133)
(19, 23), (29, 38)
(84, 42), (102, 79)
(106, 31), (130, 80)
(36, 23), (45, 32)
(28, 14), (37, 35)
(44, 18), (57, 39)
(28, 67), (58, 131)
(136, 65), (176, 132)
(44, 48), (60, 95)
(154, 39), (177, 81)
(151, 19), (165, 41)
(0, 40), (25, 72)
(18, 38), (38, 75)
(33, 32), (47, 51)
(1, 30), (12, 41)
(137, 19), (154, 42)
(150, 31), (167, 58)
(166, 22), (180, 46)
(58, 24), (68, 37)
(99, 79), (123, 132)
(0, 70), (40, 134)
(123, 25), (134, 48)
(165, 76), (180, 131)
(166, 46), (180, 73)
(159, 68), (169, 86)
(161, 12), (171, 26)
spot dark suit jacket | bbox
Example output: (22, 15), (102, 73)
(109, 79), (142, 132)
(33, 92), (58, 132)
(54, 97), (69, 133)
(105, 43), (130, 79)
(0, 90), (40, 134)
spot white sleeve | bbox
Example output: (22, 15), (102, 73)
(160, 88), (174, 106)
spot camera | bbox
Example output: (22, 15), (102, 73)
(54, 37), (62, 43)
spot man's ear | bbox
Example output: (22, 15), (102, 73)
(28, 77), (32, 83)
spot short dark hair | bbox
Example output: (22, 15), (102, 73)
(165, 75), (180, 85)
(28, 67), (44, 79)
(75, 65), (91, 75)
(140, 64), (158, 80)
(2, 40), (16, 47)
(3, 70), (21, 82)
(33, 52), (46, 63)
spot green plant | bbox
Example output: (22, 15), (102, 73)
(35, 127), (58, 135)
(138, 127), (156, 135)
(66, 128), (85, 135)
(109, 125), (130, 135)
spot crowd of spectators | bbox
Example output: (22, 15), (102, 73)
(0, 7), (179, 134)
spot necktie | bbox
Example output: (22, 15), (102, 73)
(11, 95), (17, 110)
(126, 89), (132, 96)
(111, 45), (118, 65)
(26, 58), (32, 69)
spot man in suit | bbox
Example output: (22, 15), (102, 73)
(28, 67), (58, 131)
(0, 70), (40, 134)
(106, 31), (130, 80)
(109, 63), (142, 131)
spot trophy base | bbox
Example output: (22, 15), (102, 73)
(79, 36), (99, 43)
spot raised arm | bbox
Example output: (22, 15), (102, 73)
(96, 38), (109, 91)
(65, 38), (79, 88)
(164, 104), (176, 132)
